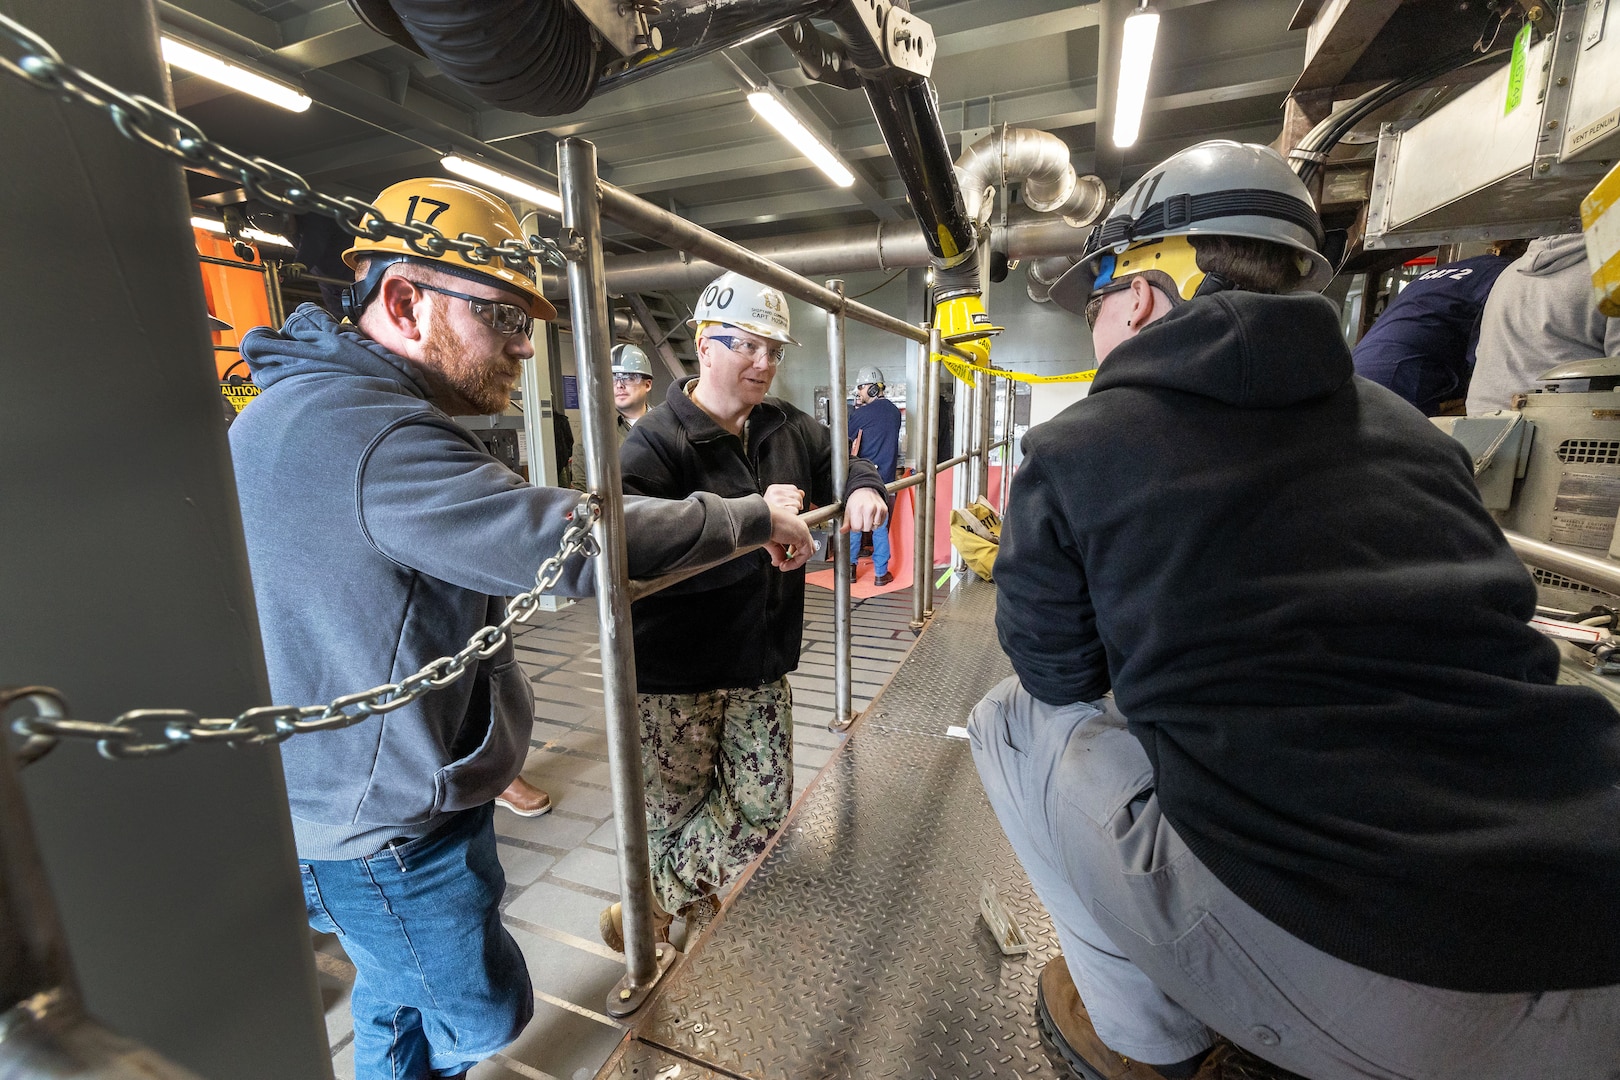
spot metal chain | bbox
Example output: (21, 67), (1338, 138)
(0, 12), (570, 271)
(0, 15), (605, 765)
(6, 498), (602, 763)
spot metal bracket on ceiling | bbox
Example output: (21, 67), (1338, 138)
(839, 0), (937, 78)
(568, 0), (656, 60)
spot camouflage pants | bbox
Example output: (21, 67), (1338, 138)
(636, 677), (793, 912)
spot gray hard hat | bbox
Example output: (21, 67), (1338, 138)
(611, 343), (653, 378)
(1048, 140), (1331, 316)
(855, 366), (885, 388)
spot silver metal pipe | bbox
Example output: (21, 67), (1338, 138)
(999, 372), (1016, 517)
(889, 472), (926, 493)
(922, 335), (944, 619)
(955, 127), (1108, 228)
(1026, 255), (1078, 304)
(911, 337), (931, 629)
(560, 139), (662, 1008)
(977, 370), (995, 503)
(630, 501), (843, 602)
(556, 204), (1096, 299)
(829, 281), (853, 731)
(596, 182), (927, 344)
(1504, 530), (1620, 596)
(935, 452), (974, 472)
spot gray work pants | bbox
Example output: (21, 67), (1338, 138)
(968, 675), (1620, 1079)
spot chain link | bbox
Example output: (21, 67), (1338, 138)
(6, 498), (601, 763)
(0, 15), (607, 765)
(0, 13), (570, 270)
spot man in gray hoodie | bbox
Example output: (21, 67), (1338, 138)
(1466, 233), (1620, 413)
(229, 177), (811, 1080)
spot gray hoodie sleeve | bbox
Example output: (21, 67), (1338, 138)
(356, 416), (772, 597)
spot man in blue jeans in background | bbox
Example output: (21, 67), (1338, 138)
(848, 365), (902, 585)
(230, 178), (809, 1080)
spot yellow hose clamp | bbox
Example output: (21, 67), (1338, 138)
(932, 294), (1003, 382)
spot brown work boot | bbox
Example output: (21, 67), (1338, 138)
(1194, 1042), (1308, 1079)
(494, 776), (551, 817)
(1036, 957), (1307, 1080)
(1036, 956), (1171, 1078)
(599, 898), (673, 952)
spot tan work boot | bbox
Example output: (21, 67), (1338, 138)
(599, 897), (673, 952)
(1037, 956), (1172, 1078)
(1036, 956), (1305, 1080)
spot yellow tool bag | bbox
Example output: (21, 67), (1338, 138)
(950, 499), (1002, 582)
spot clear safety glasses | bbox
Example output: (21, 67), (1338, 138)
(612, 374), (651, 387)
(706, 333), (785, 367)
(408, 280), (533, 338)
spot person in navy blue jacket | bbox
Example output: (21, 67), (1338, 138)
(1351, 241), (1524, 415)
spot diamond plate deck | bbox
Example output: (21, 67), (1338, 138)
(600, 579), (1068, 1080)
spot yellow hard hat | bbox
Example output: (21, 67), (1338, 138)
(342, 177), (556, 320)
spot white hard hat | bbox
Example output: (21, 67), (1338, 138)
(611, 343), (653, 378)
(688, 271), (800, 346)
(855, 366), (885, 388)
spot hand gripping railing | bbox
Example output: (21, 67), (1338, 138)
(557, 137), (997, 1014)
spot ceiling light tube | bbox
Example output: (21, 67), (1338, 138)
(441, 155), (563, 213)
(1113, 5), (1160, 149)
(160, 36), (312, 113)
(190, 215), (295, 250)
(748, 90), (855, 189)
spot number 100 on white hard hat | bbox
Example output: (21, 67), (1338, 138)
(688, 271), (801, 346)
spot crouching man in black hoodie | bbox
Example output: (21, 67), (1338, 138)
(968, 140), (1620, 1080)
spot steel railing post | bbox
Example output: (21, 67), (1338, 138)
(828, 281), (853, 730)
(999, 375), (1016, 516)
(923, 331), (944, 619)
(976, 367), (994, 503)
(910, 336), (931, 629)
(559, 138), (672, 1016)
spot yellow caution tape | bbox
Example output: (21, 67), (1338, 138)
(934, 351), (1096, 385)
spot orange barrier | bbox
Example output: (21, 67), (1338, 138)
(806, 465), (1004, 598)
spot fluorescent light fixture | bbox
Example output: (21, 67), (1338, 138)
(441, 155), (564, 213)
(747, 90), (855, 188)
(160, 36), (311, 113)
(190, 215), (295, 250)
(1113, 5), (1160, 149)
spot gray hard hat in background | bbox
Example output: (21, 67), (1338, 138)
(1048, 139), (1332, 316)
(855, 365), (885, 388)
(611, 343), (653, 378)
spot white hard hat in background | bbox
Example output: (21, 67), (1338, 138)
(688, 271), (800, 346)
(611, 343), (653, 377)
(855, 366), (885, 388)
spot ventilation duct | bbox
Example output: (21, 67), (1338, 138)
(954, 127), (1108, 230)
(1025, 256), (1079, 304)
(541, 207), (1096, 296)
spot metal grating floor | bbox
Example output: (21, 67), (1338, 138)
(599, 577), (1068, 1080)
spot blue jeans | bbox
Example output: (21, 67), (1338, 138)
(852, 521), (890, 577)
(300, 804), (532, 1079)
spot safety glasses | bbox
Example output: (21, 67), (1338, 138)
(612, 374), (651, 387)
(706, 333), (785, 366)
(408, 280), (533, 338)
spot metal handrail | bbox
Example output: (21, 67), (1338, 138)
(1503, 530), (1620, 597)
(627, 453), (978, 603)
(564, 136), (1002, 1011)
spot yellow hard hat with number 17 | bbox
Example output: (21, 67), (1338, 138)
(342, 177), (556, 320)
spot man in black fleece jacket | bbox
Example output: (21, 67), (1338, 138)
(968, 141), (1620, 1080)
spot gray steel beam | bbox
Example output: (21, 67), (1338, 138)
(0, 0), (329, 1076)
